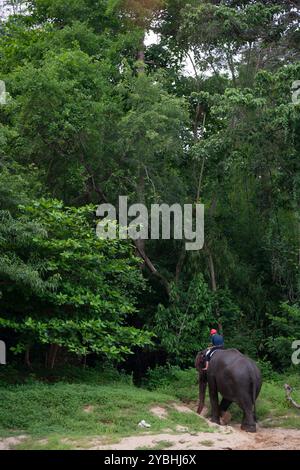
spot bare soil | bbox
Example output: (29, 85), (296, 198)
(85, 422), (300, 451)
(1, 403), (299, 450)
(0, 435), (27, 450)
(88, 403), (300, 451)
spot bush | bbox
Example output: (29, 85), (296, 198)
(143, 365), (199, 401)
(256, 359), (280, 381)
(0, 363), (133, 386)
(266, 302), (300, 369)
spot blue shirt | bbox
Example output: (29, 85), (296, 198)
(211, 334), (224, 346)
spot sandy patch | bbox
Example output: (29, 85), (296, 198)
(172, 403), (193, 414)
(84, 404), (300, 451)
(0, 435), (28, 450)
(86, 424), (300, 450)
(83, 405), (94, 413)
(150, 406), (168, 419)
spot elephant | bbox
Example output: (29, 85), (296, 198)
(195, 348), (262, 432)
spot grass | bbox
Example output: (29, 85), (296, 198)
(0, 365), (299, 449)
(0, 367), (210, 449)
(16, 436), (73, 451)
(0, 382), (210, 439)
(256, 376), (300, 429)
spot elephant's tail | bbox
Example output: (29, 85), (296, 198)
(252, 381), (256, 405)
(251, 378), (258, 421)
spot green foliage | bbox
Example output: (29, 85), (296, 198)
(255, 359), (281, 382)
(154, 274), (214, 366)
(0, 363), (133, 386)
(266, 303), (300, 369)
(0, 193), (152, 360)
(1, 0), (300, 373)
(0, 163), (49, 298)
(115, 69), (189, 203)
(143, 364), (199, 402)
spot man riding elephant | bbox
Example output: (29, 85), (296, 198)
(195, 333), (262, 432)
(202, 329), (224, 371)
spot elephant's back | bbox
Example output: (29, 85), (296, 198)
(213, 349), (261, 380)
(211, 349), (262, 403)
(214, 348), (244, 364)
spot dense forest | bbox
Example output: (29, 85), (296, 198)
(0, 0), (300, 378)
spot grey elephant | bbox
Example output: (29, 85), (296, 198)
(195, 348), (262, 432)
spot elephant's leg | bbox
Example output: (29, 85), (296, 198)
(219, 398), (232, 424)
(253, 406), (257, 423)
(219, 398), (232, 413)
(239, 400), (256, 433)
(208, 380), (220, 424)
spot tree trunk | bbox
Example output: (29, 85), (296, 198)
(47, 344), (60, 369)
(175, 247), (186, 284)
(137, 35), (145, 74)
(135, 166), (146, 264)
(207, 248), (217, 292)
(25, 346), (31, 368)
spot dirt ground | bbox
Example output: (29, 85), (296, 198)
(86, 426), (300, 450)
(1, 404), (299, 450)
(87, 404), (300, 450)
(0, 436), (28, 450)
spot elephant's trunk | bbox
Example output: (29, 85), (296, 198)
(197, 373), (207, 414)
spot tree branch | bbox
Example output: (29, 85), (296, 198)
(134, 239), (170, 295)
(284, 384), (300, 409)
(175, 247), (186, 284)
(79, 149), (171, 296)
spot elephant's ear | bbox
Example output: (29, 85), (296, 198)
(195, 352), (204, 371)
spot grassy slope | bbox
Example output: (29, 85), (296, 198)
(0, 366), (299, 450)
(0, 366), (211, 449)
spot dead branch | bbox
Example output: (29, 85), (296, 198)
(284, 384), (300, 409)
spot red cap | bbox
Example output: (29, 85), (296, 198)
(210, 329), (217, 335)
